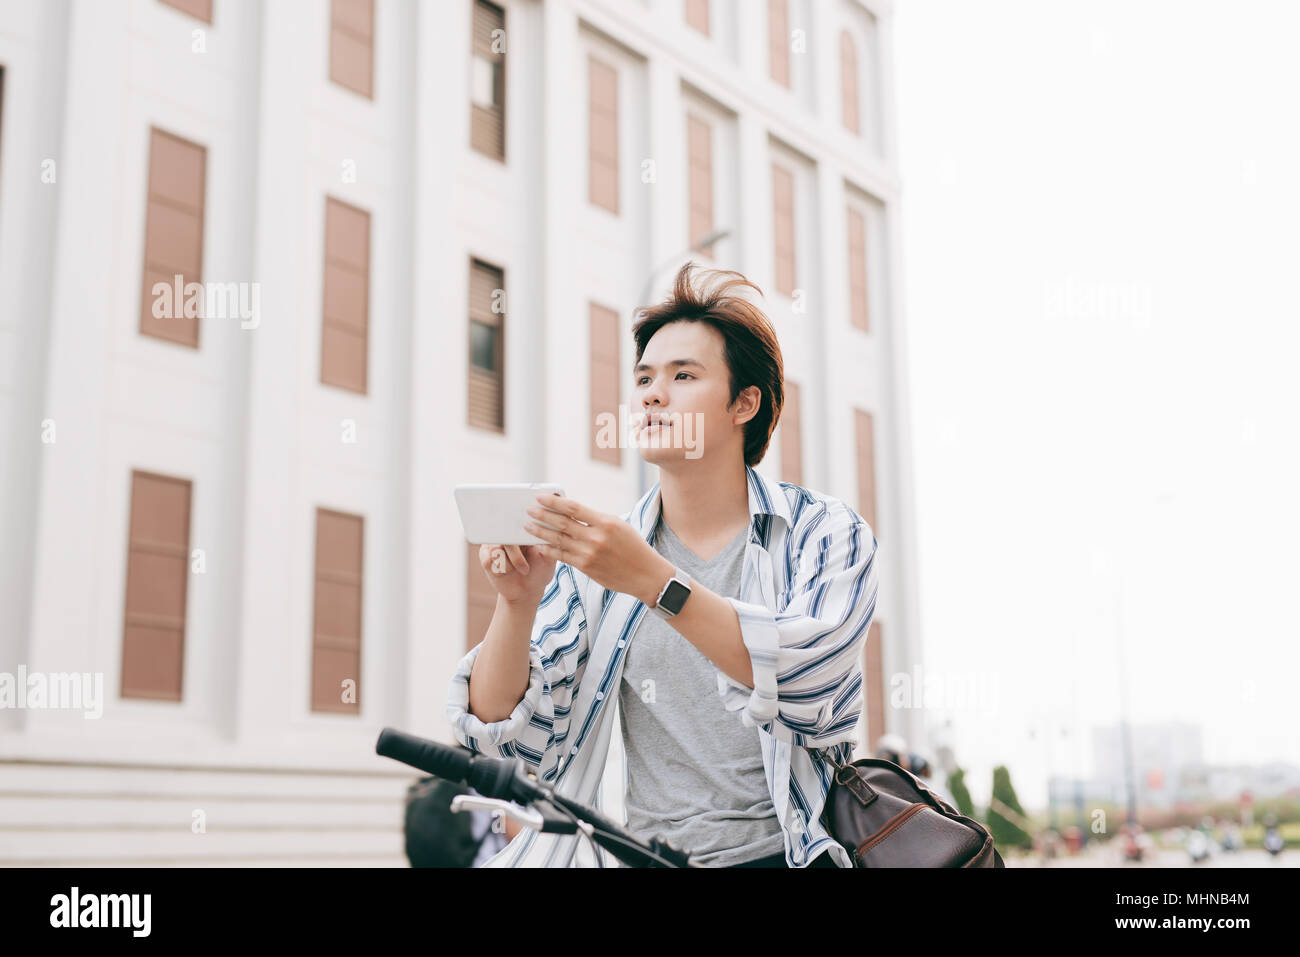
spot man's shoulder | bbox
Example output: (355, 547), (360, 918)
(773, 481), (872, 538)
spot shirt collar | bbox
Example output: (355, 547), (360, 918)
(628, 464), (794, 547)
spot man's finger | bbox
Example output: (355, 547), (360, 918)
(505, 544), (530, 574)
(537, 493), (594, 527)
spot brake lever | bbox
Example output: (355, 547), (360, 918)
(449, 794), (579, 834)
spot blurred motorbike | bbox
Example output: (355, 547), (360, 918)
(1120, 824), (1145, 863)
(1185, 829), (1211, 863)
(1219, 823), (1244, 852)
(1263, 823), (1285, 857)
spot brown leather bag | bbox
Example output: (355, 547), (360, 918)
(815, 748), (1006, 868)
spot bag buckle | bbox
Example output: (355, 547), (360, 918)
(835, 763), (878, 808)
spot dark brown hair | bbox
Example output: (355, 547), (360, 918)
(632, 262), (784, 467)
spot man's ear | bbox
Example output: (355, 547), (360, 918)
(733, 385), (762, 425)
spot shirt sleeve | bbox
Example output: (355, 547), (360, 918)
(714, 500), (879, 747)
(445, 560), (590, 783)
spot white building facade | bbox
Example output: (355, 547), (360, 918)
(0, 0), (923, 865)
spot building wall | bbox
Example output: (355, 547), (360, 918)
(0, 0), (921, 865)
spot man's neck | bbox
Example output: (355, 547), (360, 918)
(656, 458), (751, 544)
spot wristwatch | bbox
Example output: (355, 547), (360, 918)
(649, 565), (693, 619)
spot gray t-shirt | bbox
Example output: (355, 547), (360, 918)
(617, 514), (787, 867)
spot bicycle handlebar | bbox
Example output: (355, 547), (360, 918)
(375, 726), (696, 867)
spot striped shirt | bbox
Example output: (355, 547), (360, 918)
(445, 463), (880, 867)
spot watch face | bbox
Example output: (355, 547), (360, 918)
(659, 578), (691, 615)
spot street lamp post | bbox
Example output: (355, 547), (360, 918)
(1113, 490), (1176, 831)
(1029, 715), (1068, 833)
(1116, 574), (1139, 831)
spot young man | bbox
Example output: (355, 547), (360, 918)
(445, 263), (879, 867)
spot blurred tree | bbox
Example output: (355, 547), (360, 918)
(987, 765), (1034, 850)
(947, 766), (975, 818)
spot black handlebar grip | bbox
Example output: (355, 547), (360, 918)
(375, 727), (541, 802)
(375, 727), (472, 783)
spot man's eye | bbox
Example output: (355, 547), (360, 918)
(635, 373), (692, 384)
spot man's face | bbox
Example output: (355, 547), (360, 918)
(631, 320), (757, 466)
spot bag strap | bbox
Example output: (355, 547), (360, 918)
(813, 744), (847, 771)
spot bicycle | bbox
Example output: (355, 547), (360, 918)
(376, 726), (700, 867)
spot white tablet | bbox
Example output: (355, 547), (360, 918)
(454, 482), (566, 545)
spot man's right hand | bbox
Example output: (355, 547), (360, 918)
(479, 543), (556, 606)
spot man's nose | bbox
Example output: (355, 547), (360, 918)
(640, 378), (668, 406)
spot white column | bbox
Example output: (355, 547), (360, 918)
(540, 0), (582, 480)
(814, 158), (848, 496)
(644, 55), (685, 289)
(23, 0), (127, 736)
(232, 0), (315, 743)
(734, 111), (772, 292)
(0, 0), (72, 733)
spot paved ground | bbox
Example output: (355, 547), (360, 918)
(1006, 844), (1295, 867)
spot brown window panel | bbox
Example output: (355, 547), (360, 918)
(320, 196), (370, 394)
(140, 127), (206, 349)
(685, 0), (710, 36)
(158, 0), (212, 24)
(588, 301), (622, 466)
(863, 620), (884, 750)
(311, 508), (364, 714)
(854, 407), (877, 532)
(780, 378), (803, 487)
(468, 369), (504, 432)
(840, 30), (861, 135)
(847, 204), (869, 332)
(330, 0), (375, 99)
(587, 55), (619, 214)
(467, 258), (505, 432)
(769, 0), (790, 88)
(468, 259), (504, 327)
(470, 0), (506, 161)
(466, 542), (497, 652)
(771, 162), (796, 297)
(121, 470), (192, 702)
(686, 114), (713, 258)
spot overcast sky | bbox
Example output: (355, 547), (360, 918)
(893, 0), (1300, 809)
